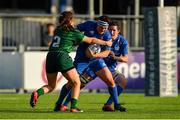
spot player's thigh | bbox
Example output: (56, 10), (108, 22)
(83, 59), (107, 79)
(46, 52), (58, 73)
(45, 52), (58, 87)
(74, 62), (89, 74)
(96, 67), (115, 87)
(57, 52), (74, 72)
(89, 59), (107, 73)
(62, 68), (80, 85)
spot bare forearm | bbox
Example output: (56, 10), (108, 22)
(83, 36), (107, 45)
(91, 38), (107, 45)
(93, 50), (110, 58)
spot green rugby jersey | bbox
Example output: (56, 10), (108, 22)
(49, 26), (85, 53)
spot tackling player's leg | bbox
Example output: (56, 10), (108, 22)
(53, 71), (92, 112)
(30, 72), (57, 108)
(88, 59), (127, 112)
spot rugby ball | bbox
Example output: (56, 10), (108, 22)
(88, 44), (101, 54)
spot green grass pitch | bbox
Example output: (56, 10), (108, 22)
(0, 93), (180, 119)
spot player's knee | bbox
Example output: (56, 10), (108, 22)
(113, 73), (127, 88)
(106, 79), (115, 87)
(71, 77), (81, 87)
(116, 79), (127, 89)
(75, 79), (81, 86)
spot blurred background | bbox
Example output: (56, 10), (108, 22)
(0, 0), (179, 94)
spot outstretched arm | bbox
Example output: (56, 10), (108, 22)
(83, 36), (112, 46)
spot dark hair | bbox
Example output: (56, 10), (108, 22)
(109, 21), (121, 30)
(58, 11), (74, 31)
(98, 15), (111, 24)
(109, 21), (121, 34)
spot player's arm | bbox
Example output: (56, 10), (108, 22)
(110, 51), (128, 62)
(85, 45), (111, 58)
(111, 38), (129, 62)
(91, 31), (112, 58)
(92, 50), (111, 58)
(83, 36), (112, 46)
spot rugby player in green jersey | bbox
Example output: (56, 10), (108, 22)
(30, 11), (112, 112)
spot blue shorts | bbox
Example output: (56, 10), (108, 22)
(83, 59), (107, 79)
(74, 62), (89, 74)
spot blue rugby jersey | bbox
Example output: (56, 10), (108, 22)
(74, 20), (111, 64)
(104, 34), (128, 72)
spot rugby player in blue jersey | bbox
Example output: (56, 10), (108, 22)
(80, 21), (128, 111)
(54, 17), (125, 111)
(102, 21), (128, 111)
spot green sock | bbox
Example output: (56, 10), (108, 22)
(71, 98), (78, 109)
(37, 88), (44, 97)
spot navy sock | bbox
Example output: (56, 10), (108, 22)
(63, 91), (71, 106)
(117, 85), (123, 96)
(105, 85), (123, 105)
(105, 95), (113, 105)
(55, 84), (70, 106)
(108, 86), (119, 105)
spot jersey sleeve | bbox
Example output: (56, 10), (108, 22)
(120, 37), (128, 55)
(101, 31), (112, 51)
(103, 31), (112, 41)
(74, 29), (85, 43)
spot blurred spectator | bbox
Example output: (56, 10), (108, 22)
(42, 23), (55, 46)
(178, 26), (180, 48)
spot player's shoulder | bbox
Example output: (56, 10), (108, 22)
(102, 30), (112, 40)
(103, 30), (111, 37)
(77, 20), (96, 30)
(72, 28), (81, 32)
(86, 20), (96, 24)
(53, 26), (64, 37)
(54, 26), (61, 32)
(70, 28), (84, 35)
(117, 34), (128, 44)
(81, 20), (96, 26)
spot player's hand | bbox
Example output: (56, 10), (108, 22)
(110, 51), (116, 59)
(105, 39), (112, 46)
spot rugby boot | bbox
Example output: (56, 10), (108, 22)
(30, 91), (38, 108)
(114, 104), (127, 112)
(102, 104), (115, 112)
(60, 105), (68, 112)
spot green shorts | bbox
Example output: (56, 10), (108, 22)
(46, 51), (74, 73)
